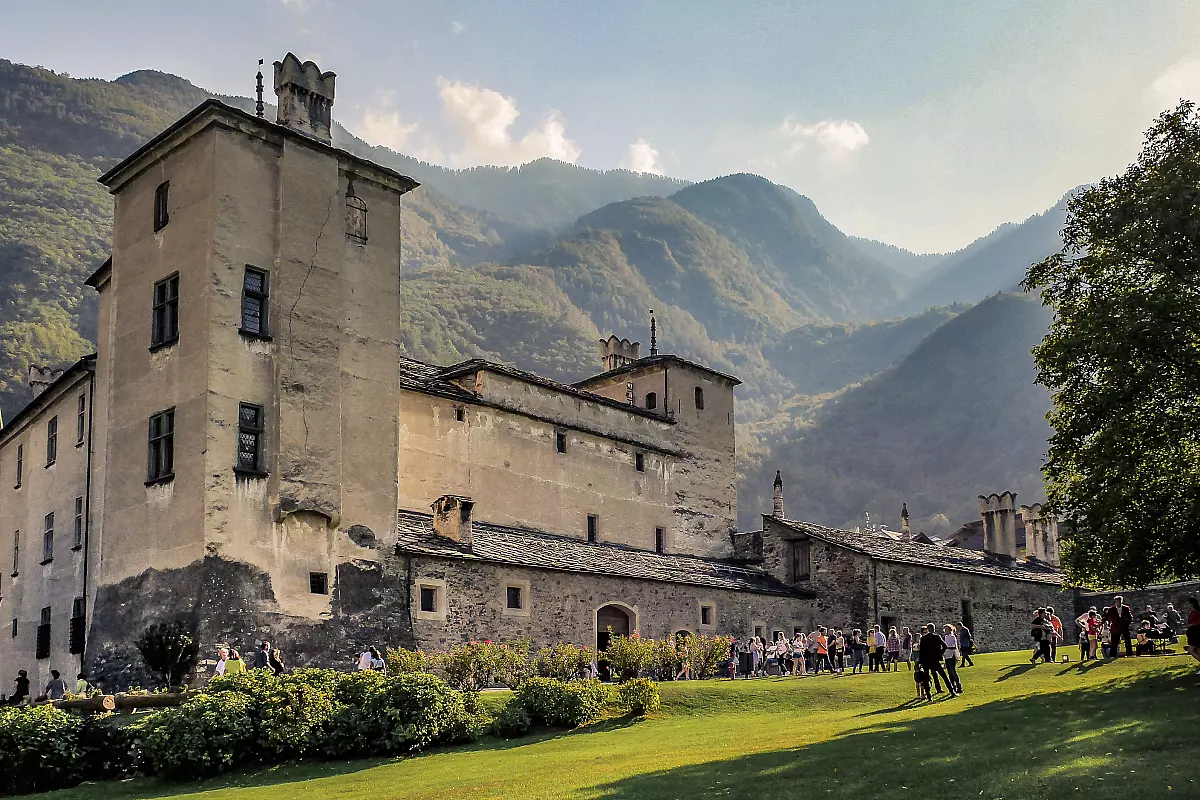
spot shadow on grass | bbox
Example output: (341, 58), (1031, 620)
(592, 668), (1200, 800)
(1056, 659), (1108, 676)
(994, 662), (1039, 681)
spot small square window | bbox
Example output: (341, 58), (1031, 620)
(701, 605), (714, 626)
(309, 571), (328, 594)
(635, 452), (645, 472)
(587, 515), (599, 543)
(420, 585), (437, 613)
(556, 431), (567, 454)
(506, 586), (523, 610)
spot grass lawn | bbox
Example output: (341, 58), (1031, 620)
(46, 652), (1199, 800)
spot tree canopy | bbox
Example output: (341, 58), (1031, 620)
(1023, 101), (1200, 587)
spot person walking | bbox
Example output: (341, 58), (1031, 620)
(814, 628), (829, 674)
(357, 647), (375, 671)
(1030, 609), (1052, 664)
(958, 624), (975, 666)
(832, 630), (846, 675)
(900, 627), (914, 670)
(9, 670), (30, 705)
(749, 636), (762, 677)
(918, 624), (954, 696)
(1076, 609), (1101, 660)
(850, 629), (865, 674)
(1165, 603), (1183, 643)
(942, 624), (963, 694)
(224, 648), (246, 675)
(1046, 606), (1063, 662)
(268, 644), (286, 675)
(74, 672), (90, 695)
(1106, 596), (1135, 658)
(1185, 597), (1200, 674)
(214, 648), (229, 676)
(792, 632), (807, 676)
(254, 641), (272, 670)
(44, 670), (68, 701)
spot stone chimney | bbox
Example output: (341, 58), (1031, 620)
(432, 495), (474, 546)
(599, 335), (640, 372)
(979, 491), (1018, 563)
(274, 53), (336, 143)
(772, 470), (784, 518)
(27, 364), (64, 398)
(900, 503), (910, 538)
(1020, 502), (1061, 568)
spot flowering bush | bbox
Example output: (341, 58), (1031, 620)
(443, 640), (530, 690)
(686, 633), (737, 679)
(532, 642), (595, 682)
(603, 631), (655, 681)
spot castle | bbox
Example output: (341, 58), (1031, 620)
(0, 55), (1070, 688)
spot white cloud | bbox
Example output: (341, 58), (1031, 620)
(780, 117), (869, 156)
(1148, 58), (1200, 108)
(620, 138), (665, 174)
(436, 77), (582, 167)
(358, 92), (418, 151)
(452, 20), (466, 34)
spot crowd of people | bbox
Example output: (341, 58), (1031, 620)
(725, 622), (975, 699)
(213, 640), (286, 677)
(1030, 596), (1200, 672)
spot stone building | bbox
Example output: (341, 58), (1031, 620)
(0, 52), (1101, 691)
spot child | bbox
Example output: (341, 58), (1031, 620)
(914, 663), (932, 701)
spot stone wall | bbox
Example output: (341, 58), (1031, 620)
(1074, 580), (1200, 621)
(400, 554), (813, 651)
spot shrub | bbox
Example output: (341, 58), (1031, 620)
(688, 633), (736, 679)
(514, 677), (607, 729)
(255, 674), (336, 758)
(0, 704), (85, 794)
(78, 715), (140, 782)
(615, 678), (661, 716)
(135, 620), (200, 689)
(364, 672), (476, 752)
(603, 632), (654, 681)
(443, 640), (529, 690)
(385, 646), (442, 675)
(138, 691), (255, 780)
(532, 642), (595, 682)
(492, 700), (532, 738)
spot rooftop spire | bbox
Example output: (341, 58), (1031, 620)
(772, 470), (784, 517)
(255, 59), (265, 118)
(649, 309), (658, 356)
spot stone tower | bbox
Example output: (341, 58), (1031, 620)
(85, 54), (418, 681)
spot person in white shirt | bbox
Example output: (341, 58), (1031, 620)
(357, 648), (374, 671)
(214, 648), (228, 677)
(871, 626), (887, 672)
(942, 624), (963, 694)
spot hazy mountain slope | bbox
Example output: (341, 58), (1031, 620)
(763, 306), (962, 396)
(909, 191), (1074, 310)
(671, 175), (907, 321)
(742, 293), (1053, 531)
(849, 236), (944, 278)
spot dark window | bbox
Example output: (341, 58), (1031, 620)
(76, 394), (86, 444)
(695, 386), (705, 410)
(147, 409), (175, 483)
(701, 605), (713, 626)
(151, 274), (179, 347)
(961, 599), (974, 630)
(791, 539), (811, 581)
(645, 391), (657, 410)
(42, 513), (53, 564)
(9, 619), (15, 639)
(36, 607), (50, 659)
(73, 496), (84, 549)
(754, 625), (765, 640)
(241, 267), (270, 336)
(587, 515), (599, 543)
(153, 181), (170, 231)
(455, 406), (465, 423)
(556, 431), (567, 454)
(236, 403), (265, 473)
(635, 452), (645, 472)
(15, 444), (22, 488)
(506, 586), (523, 610)
(45, 416), (57, 465)
(655, 527), (665, 554)
(11, 531), (17, 576)
(69, 598), (85, 655)
(309, 572), (328, 595)
(419, 586), (437, 613)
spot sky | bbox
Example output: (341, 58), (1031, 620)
(4, 0), (1200, 252)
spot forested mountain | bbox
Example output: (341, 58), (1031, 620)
(0, 56), (1066, 529)
(849, 236), (944, 278)
(906, 190), (1075, 310)
(741, 293), (1054, 531)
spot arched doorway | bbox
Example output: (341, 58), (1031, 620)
(596, 603), (633, 682)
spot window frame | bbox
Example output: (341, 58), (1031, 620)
(150, 273), (180, 350)
(36, 606), (51, 659)
(587, 514), (599, 543)
(414, 578), (448, 621)
(45, 416), (57, 466)
(72, 496), (84, 550)
(645, 391), (658, 410)
(146, 408), (176, 485)
(153, 180), (170, 232)
(41, 512), (54, 565)
(555, 430), (567, 454)
(76, 394), (86, 446)
(235, 402), (267, 476)
(635, 452), (645, 472)
(239, 266), (272, 339)
(501, 577), (531, 617)
(695, 386), (705, 410)
(309, 571), (329, 595)
(15, 444), (22, 488)
(654, 526), (665, 554)
(790, 539), (812, 582)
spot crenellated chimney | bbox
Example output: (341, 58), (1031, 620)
(432, 495), (474, 546)
(274, 53), (336, 143)
(900, 503), (910, 539)
(772, 470), (784, 518)
(1020, 502), (1061, 568)
(27, 364), (63, 398)
(979, 491), (1018, 563)
(599, 335), (640, 372)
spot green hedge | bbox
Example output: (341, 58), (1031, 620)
(0, 705), (138, 794)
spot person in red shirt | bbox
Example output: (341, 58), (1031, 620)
(1186, 597), (1200, 673)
